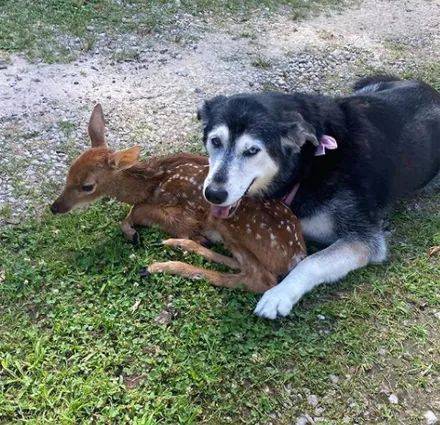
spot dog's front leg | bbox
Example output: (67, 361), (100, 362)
(254, 238), (379, 319)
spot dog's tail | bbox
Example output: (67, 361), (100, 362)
(353, 74), (401, 93)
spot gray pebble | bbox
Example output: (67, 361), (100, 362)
(424, 411), (438, 425)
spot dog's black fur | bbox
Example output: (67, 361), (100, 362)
(199, 76), (440, 318)
(200, 76), (440, 249)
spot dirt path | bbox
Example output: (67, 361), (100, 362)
(0, 0), (439, 221)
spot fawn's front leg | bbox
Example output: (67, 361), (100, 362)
(121, 203), (171, 244)
(148, 240), (276, 293)
(121, 207), (139, 244)
(148, 261), (249, 290)
(162, 238), (239, 269)
(127, 203), (202, 240)
(121, 203), (198, 244)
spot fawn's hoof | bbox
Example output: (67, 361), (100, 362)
(199, 238), (213, 248)
(131, 232), (140, 246)
(139, 267), (150, 278)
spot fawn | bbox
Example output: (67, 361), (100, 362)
(51, 105), (307, 293)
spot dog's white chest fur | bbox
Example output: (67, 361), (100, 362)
(301, 211), (336, 244)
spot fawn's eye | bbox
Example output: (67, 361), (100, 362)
(82, 184), (95, 192)
(243, 146), (261, 157)
(210, 137), (222, 149)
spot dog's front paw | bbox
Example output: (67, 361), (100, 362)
(254, 284), (300, 319)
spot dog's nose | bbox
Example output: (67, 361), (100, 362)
(204, 185), (228, 205)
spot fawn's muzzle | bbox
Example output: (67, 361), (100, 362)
(50, 200), (70, 214)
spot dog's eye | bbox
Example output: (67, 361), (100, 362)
(82, 184), (95, 192)
(210, 137), (222, 148)
(243, 147), (261, 157)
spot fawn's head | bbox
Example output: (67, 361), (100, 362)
(51, 104), (140, 214)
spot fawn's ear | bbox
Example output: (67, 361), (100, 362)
(88, 104), (107, 148)
(108, 146), (141, 170)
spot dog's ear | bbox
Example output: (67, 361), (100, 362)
(279, 112), (318, 155)
(197, 95), (227, 126)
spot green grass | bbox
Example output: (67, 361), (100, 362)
(0, 2), (439, 422)
(0, 0), (347, 63)
(0, 193), (438, 423)
(403, 62), (440, 91)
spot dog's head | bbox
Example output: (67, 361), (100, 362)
(198, 94), (318, 218)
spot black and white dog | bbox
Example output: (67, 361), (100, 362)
(198, 75), (440, 319)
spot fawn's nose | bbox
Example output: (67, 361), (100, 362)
(204, 185), (228, 205)
(50, 202), (60, 214)
(50, 200), (69, 214)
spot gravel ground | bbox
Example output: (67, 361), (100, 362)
(0, 0), (439, 223)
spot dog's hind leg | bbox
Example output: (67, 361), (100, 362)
(148, 261), (249, 289)
(254, 235), (387, 319)
(162, 238), (240, 270)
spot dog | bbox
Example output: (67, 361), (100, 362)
(197, 75), (440, 319)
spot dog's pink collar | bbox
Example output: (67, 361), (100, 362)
(315, 134), (338, 156)
(282, 135), (337, 205)
(282, 182), (300, 205)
